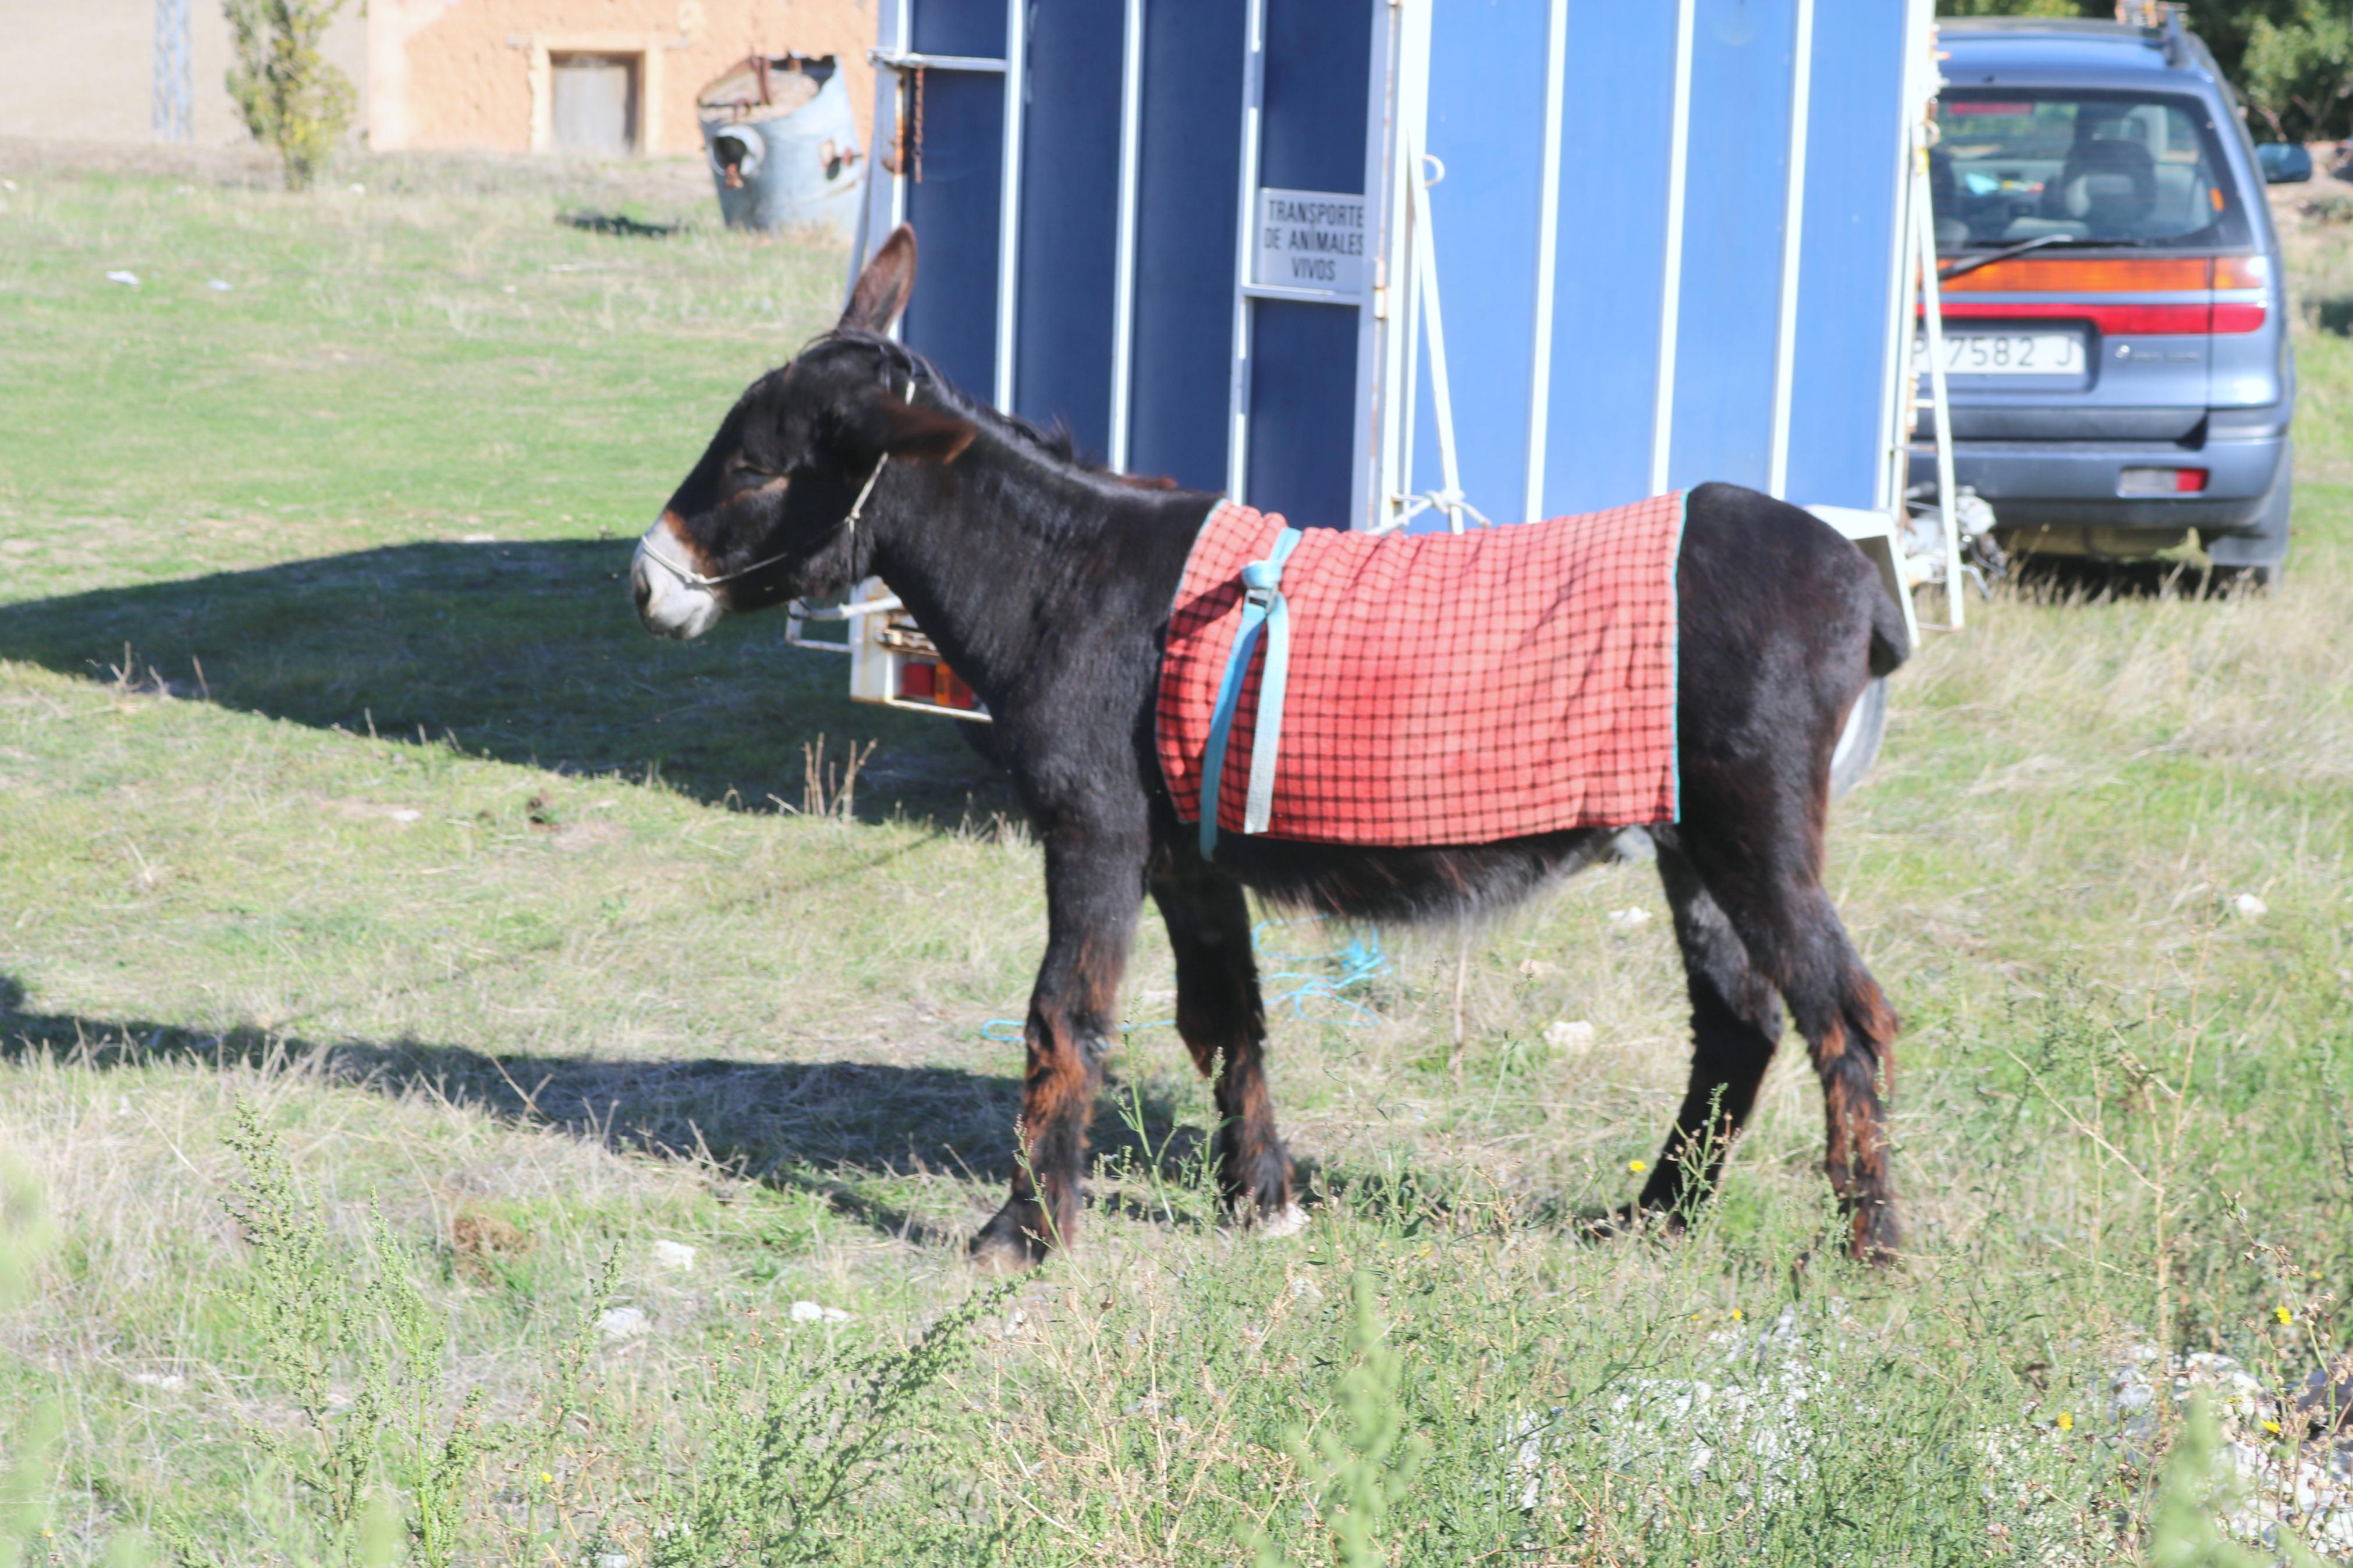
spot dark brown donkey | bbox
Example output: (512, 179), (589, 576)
(632, 227), (1911, 1270)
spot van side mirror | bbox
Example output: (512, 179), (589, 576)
(2256, 142), (2313, 184)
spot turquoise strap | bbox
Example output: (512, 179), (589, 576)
(1199, 527), (1303, 860)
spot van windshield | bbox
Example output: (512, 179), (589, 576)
(1930, 91), (2250, 252)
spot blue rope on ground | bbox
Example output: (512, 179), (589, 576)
(979, 919), (1390, 1040)
(1254, 919), (1390, 1025)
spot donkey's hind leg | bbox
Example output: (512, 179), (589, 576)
(1148, 854), (1298, 1229)
(1669, 805), (1904, 1265)
(1617, 834), (1788, 1228)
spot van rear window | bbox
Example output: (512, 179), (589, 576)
(1930, 91), (2249, 252)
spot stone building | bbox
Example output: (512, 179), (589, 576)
(369, 0), (876, 158)
(0, 0), (874, 159)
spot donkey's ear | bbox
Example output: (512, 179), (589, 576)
(854, 392), (975, 465)
(842, 225), (917, 333)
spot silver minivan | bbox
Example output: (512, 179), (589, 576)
(1919, 17), (2295, 582)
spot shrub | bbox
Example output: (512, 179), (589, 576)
(222, 0), (356, 191)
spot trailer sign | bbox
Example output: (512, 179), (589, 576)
(1253, 189), (1367, 298)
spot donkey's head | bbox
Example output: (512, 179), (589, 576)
(631, 225), (977, 639)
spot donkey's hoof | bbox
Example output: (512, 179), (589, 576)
(1578, 1203), (1685, 1243)
(1253, 1201), (1309, 1239)
(970, 1206), (1049, 1274)
(1847, 1206), (1903, 1269)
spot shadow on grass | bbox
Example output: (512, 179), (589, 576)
(0, 539), (1010, 822)
(2008, 554), (2266, 599)
(0, 977), (1202, 1251)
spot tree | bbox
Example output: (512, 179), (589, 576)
(1935, 1), (2353, 149)
(2235, 1), (2353, 140)
(223, 0), (356, 191)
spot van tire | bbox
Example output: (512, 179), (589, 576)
(2205, 439), (2291, 586)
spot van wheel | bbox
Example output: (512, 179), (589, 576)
(2204, 439), (2291, 589)
(2212, 560), (2282, 590)
(1830, 677), (1889, 801)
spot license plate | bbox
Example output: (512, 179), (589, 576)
(1922, 331), (2084, 375)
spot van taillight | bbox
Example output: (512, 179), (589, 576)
(1937, 254), (2268, 332)
(2212, 255), (2269, 289)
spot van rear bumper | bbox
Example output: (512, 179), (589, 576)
(1907, 429), (2287, 532)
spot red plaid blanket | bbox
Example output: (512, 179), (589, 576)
(1156, 495), (1684, 847)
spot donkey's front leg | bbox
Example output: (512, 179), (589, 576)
(1148, 852), (1297, 1229)
(971, 829), (1145, 1272)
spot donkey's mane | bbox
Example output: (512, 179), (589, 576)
(814, 326), (1122, 482)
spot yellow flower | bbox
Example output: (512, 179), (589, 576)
(2276, 1306), (2294, 1325)
(2263, 1419), (2283, 1435)
(1628, 1159), (1648, 1174)
(541, 1471), (554, 1484)
(1731, 1308), (1744, 1321)
(2056, 1411), (2073, 1432)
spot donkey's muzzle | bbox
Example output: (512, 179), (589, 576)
(631, 529), (725, 641)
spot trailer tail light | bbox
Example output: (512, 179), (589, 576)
(2120, 467), (2208, 495)
(895, 658), (979, 710)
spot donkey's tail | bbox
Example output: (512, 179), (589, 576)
(1865, 585), (1910, 678)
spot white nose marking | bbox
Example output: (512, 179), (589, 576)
(633, 522), (725, 640)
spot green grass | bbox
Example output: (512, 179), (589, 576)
(2, 148), (2350, 1564)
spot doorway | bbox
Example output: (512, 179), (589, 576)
(549, 53), (641, 156)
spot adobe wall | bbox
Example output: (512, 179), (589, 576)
(0, 0), (368, 149)
(370, 0), (877, 157)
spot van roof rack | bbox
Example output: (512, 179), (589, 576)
(2162, 8), (2188, 67)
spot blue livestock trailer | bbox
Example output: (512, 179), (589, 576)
(812, 0), (1950, 776)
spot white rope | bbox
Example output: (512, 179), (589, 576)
(1377, 126), (1486, 537)
(1374, 486), (1492, 535)
(1407, 134), (1475, 534)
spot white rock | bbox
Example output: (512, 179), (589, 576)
(1256, 1203), (1309, 1239)
(651, 1240), (696, 1271)
(1545, 1019), (1596, 1051)
(596, 1306), (649, 1341)
(207, 279), (232, 291)
(1606, 907), (1652, 930)
(132, 1371), (186, 1391)
(106, 271), (139, 287)
(2231, 893), (2268, 919)
(789, 1299), (848, 1322)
